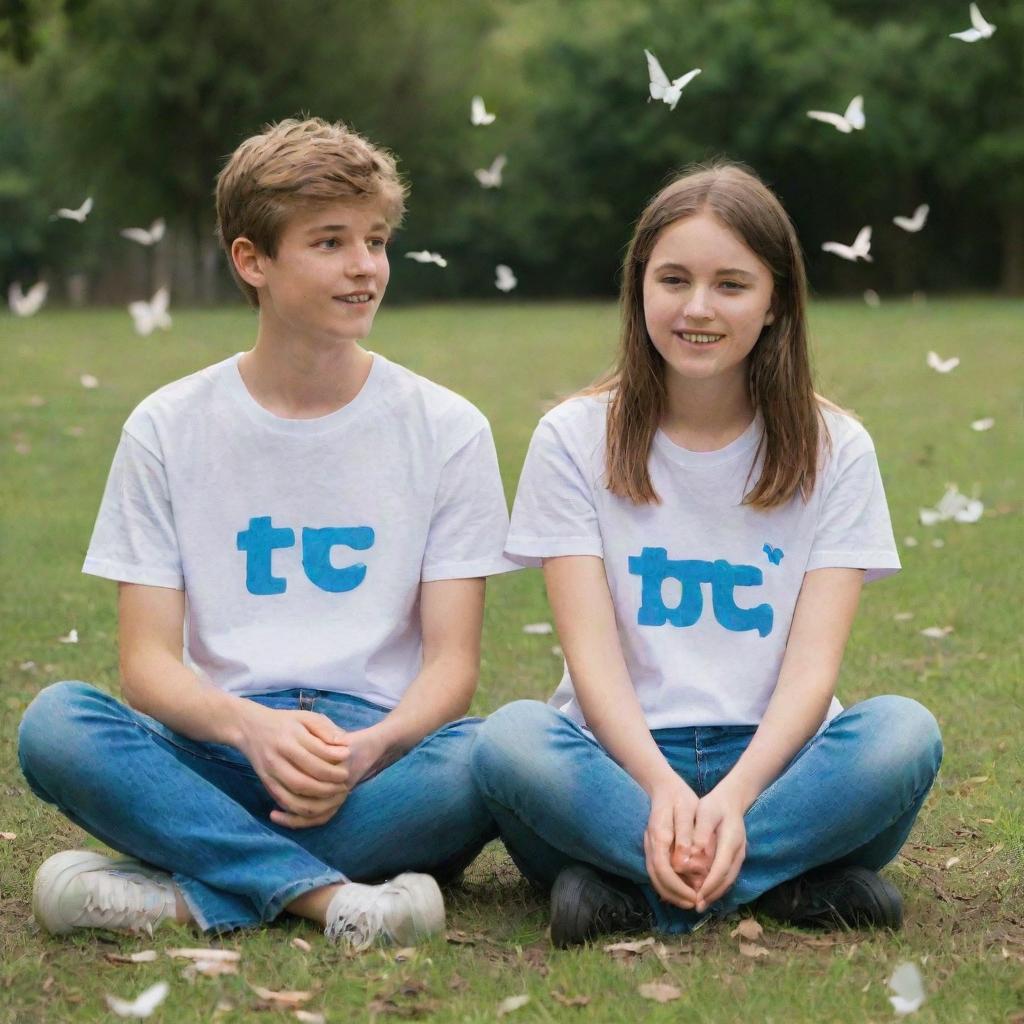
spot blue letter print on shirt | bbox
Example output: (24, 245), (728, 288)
(302, 526), (375, 593)
(236, 516), (296, 595)
(628, 547), (773, 637)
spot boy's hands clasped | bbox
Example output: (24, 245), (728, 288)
(236, 704), (383, 829)
(644, 775), (747, 913)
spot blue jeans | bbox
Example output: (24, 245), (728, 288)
(18, 681), (496, 933)
(471, 695), (942, 934)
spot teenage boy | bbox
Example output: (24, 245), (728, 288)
(18, 117), (513, 948)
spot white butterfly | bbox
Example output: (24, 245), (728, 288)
(8, 281), (48, 317)
(58, 628), (79, 644)
(807, 95), (865, 133)
(105, 981), (170, 1019)
(128, 286), (172, 336)
(919, 483), (982, 525)
(950, 3), (996, 41)
(970, 417), (994, 431)
(405, 250), (448, 268)
(121, 218), (166, 246)
(926, 350), (959, 373)
(822, 226), (872, 262)
(470, 95), (495, 126)
(495, 264), (517, 292)
(893, 205), (929, 232)
(474, 154), (507, 189)
(862, 289), (880, 308)
(52, 197), (93, 222)
(644, 49), (701, 111)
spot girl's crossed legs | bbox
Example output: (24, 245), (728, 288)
(471, 695), (942, 935)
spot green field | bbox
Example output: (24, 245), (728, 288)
(1, 301), (1021, 1022)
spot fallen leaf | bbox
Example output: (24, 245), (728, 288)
(104, 981), (169, 1018)
(966, 775), (990, 785)
(522, 622), (553, 635)
(18, 661), (36, 671)
(294, 1012), (326, 1024)
(944, 857), (960, 869)
(80, 374), (99, 389)
(42, 976), (54, 992)
(105, 950), (158, 964)
(166, 948), (240, 962)
(638, 981), (681, 1003)
(290, 937), (312, 952)
(248, 984), (313, 1007)
(604, 937), (656, 955)
(551, 645), (563, 657)
(903, 536), (919, 547)
(497, 994), (531, 1016)
(893, 612), (914, 622)
(392, 947), (416, 962)
(449, 973), (469, 992)
(551, 990), (591, 1007)
(0, 832), (16, 841)
(183, 959), (238, 979)
(730, 918), (764, 941)
(919, 626), (953, 639)
(445, 930), (477, 945)
(738, 942), (770, 959)
(212, 1002), (234, 1019)
(979, 818), (995, 824)
(58, 629), (79, 644)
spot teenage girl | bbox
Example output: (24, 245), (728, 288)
(472, 162), (942, 946)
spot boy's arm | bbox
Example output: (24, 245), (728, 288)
(118, 582), (351, 826)
(338, 576), (485, 787)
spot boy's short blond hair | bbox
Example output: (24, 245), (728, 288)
(216, 117), (408, 307)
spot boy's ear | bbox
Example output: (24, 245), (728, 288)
(231, 237), (266, 289)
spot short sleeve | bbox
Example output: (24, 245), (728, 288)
(806, 439), (900, 583)
(82, 430), (184, 588)
(505, 416), (603, 568)
(420, 424), (517, 582)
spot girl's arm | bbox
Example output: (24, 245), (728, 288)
(544, 554), (704, 908)
(691, 566), (865, 909)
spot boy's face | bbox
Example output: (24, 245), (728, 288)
(255, 200), (391, 345)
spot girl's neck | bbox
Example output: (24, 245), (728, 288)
(660, 370), (755, 453)
(238, 331), (373, 420)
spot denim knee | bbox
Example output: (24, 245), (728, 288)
(853, 694), (943, 789)
(18, 680), (106, 798)
(472, 700), (566, 797)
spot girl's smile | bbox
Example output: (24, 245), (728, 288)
(643, 211), (774, 388)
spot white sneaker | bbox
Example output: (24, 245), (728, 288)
(324, 873), (445, 951)
(33, 850), (178, 937)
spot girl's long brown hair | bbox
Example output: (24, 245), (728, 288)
(590, 160), (827, 509)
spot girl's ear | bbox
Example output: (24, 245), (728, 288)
(764, 309), (776, 326)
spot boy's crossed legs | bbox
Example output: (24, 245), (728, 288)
(18, 681), (495, 946)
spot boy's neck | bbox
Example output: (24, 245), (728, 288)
(238, 333), (374, 420)
(660, 371), (755, 453)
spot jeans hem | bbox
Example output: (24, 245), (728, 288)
(262, 870), (348, 923)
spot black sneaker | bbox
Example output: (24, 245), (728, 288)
(549, 864), (654, 948)
(757, 865), (903, 930)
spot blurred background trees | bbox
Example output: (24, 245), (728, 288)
(2, 0), (1021, 303)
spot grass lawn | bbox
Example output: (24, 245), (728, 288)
(1, 299), (1021, 1022)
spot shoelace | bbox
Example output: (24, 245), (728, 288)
(324, 885), (387, 951)
(74, 871), (172, 934)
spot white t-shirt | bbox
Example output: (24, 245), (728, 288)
(84, 352), (515, 705)
(505, 394), (900, 730)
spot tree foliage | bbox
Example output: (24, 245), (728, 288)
(2, 0), (1020, 300)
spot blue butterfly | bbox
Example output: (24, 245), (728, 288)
(763, 543), (784, 565)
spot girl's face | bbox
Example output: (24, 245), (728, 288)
(642, 211), (775, 391)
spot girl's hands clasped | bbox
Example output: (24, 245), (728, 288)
(644, 775), (746, 913)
